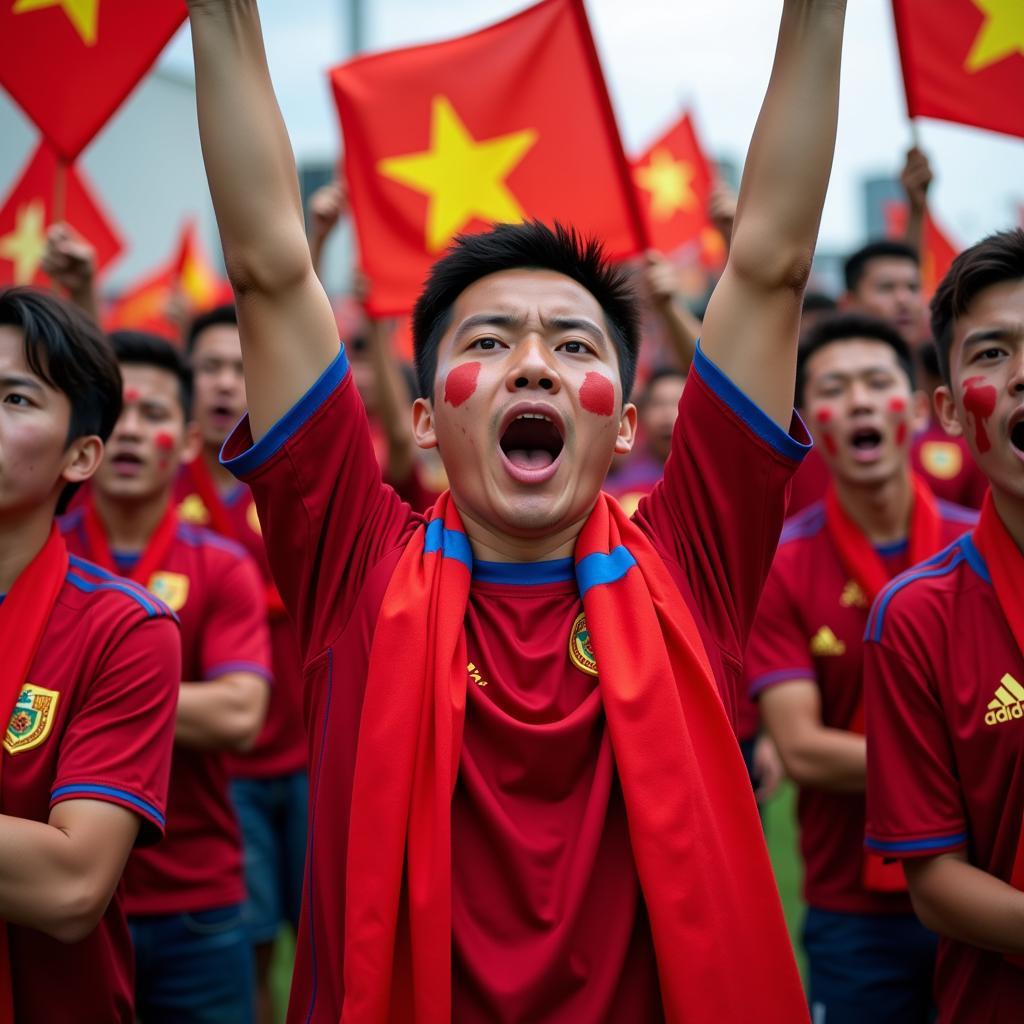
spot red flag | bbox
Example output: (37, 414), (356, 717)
(330, 0), (646, 316)
(632, 111), (724, 270)
(892, 0), (1024, 139)
(0, 0), (187, 160)
(884, 201), (960, 298)
(0, 142), (121, 288)
(175, 221), (231, 312)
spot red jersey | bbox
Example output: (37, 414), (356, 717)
(62, 512), (272, 915)
(223, 342), (808, 1022)
(604, 450), (664, 518)
(864, 535), (1024, 1021)
(175, 466), (306, 779)
(746, 498), (976, 914)
(5, 557), (179, 1023)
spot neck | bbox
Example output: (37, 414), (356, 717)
(990, 486), (1024, 556)
(457, 503), (588, 563)
(201, 443), (237, 497)
(0, 508), (56, 594)
(832, 466), (914, 545)
(92, 488), (171, 553)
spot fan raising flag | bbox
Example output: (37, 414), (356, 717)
(0, 142), (121, 288)
(0, 0), (187, 160)
(329, 0), (647, 315)
(892, 0), (1024, 139)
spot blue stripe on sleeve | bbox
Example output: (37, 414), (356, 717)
(576, 546), (637, 596)
(51, 783), (165, 828)
(748, 666), (816, 696)
(865, 832), (967, 854)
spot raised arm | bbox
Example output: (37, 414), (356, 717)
(900, 146), (933, 257)
(186, 0), (339, 439)
(701, 0), (846, 428)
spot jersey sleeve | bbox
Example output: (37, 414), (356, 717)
(50, 614), (181, 846)
(221, 345), (418, 659)
(864, 606), (968, 859)
(634, 343), (811, 662)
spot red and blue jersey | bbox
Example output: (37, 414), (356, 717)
(4, 558), (179, 1023)
(864, 535), (1024, 1021)
(221, 340), (809, 1022)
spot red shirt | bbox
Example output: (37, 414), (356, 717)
(746, 498), (976, 914)
(62, 512), (272, 915)
(221, 342), (809, 1023)
(175, 467), (307, 779)
(864, 534), (1024, 1022)
(4, 557), (179, 1023)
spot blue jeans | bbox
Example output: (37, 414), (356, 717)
(230, 772), (308, 945)
(130, 905), (255, 1023)
(804, 907), (938, 1024)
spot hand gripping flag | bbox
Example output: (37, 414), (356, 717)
(0, 0), (187, 160)
(892, 0), (1024, 139)
(0, 143), (121, 288)
(330, 0), (647, 315)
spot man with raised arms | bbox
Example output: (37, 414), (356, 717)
(186, 0), (845, 1019)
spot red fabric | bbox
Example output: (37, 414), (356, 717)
(865, 534), (1024, 1021)
(330, 0), (646, 315)
(1, 548), (179, 1023)
(892, 0), (1024, 140)
(0, 142), (121, 288)
(83, 500), (178, 585)
(912, 419), (989, 509)
(63, 508), (271, 914)
(786, 447), (831, 515)
(0, 1), (186, 160)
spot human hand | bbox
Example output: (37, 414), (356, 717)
(307, 180), (347, 242)
(41, 223), (96, 297)
(900, 147), (933, 213)
(643, 251), (680, 307)
(707, 184), (737, 244)
(753, 734), (785, 803)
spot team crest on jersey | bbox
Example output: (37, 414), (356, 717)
(4, 685), (59, 755)
(985, 673), (1024, 726)
(569, 613), (598, 677)
(246, 501), (262, 536)
(809, 625), (846, 657)
(919, 441), (962, 481)
(840, 580), (868, 609)
(147, 571), (190, 612)
(177, 493), (210, 526)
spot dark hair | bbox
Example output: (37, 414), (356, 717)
(802, 291), (838, 315)
(0, 287), (123, 512)
(796, 312), (915, 407)
(931, 228), (1024, 386)
(844, 240), (919, 293)
(186, 303), (237, 355)
(411, 221), (640, 401)
(110, 330), (194, 420)
(639, 366), (687, 408)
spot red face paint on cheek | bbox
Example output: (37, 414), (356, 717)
(962, 375), (997, 453)
(444, 362), (480, 408)
(822, 433), (838, 457)
(888, 397), (908, 445)
(123, 388), (140, 403)
(579, 372), (615, 417)
(154, 432), (175, 451)
(814, 407), (838, 456)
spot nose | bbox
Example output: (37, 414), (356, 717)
(505, 336), (561, 394)
(848, 379), (875, 411)
(114, 406), (143, 438)
(1008, 347), (1024, 394)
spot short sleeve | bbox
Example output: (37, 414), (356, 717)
(200, 551), (272, 683)
(50, 615), (181, 845)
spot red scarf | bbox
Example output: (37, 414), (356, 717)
(341, 493), (806, 1024)
(0, 525), (69, 1021)
(825, 473), (942, 893)
(83, 500), (179, 585)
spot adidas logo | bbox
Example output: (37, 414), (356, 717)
(840, 580), (868, 609)
(809, 626), (846, 657)
(985, 673), (1024, 726)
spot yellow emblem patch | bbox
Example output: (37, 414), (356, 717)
(147, 571), (190, 612)
(177, 493), (210, 526)
(985, 673), (1024, 726)
(246, 501), (262, 536)
(5, 685), (59, 755)
(919, 440), (962, 481)
(840, 580), (868, 609)
(809, 625), (846, 657)
(569, 612), (598, 677)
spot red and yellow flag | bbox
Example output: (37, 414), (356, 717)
(0, 143), (121, 288)
(884, 201), (960, 298)
(632, 111), (724, 270)
(892, 0), (1024, 139)
(329, 0), (646, 315)
(0, 0), (187, 160)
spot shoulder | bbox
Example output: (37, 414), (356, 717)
(63, 555), (177, 624)
(174, 521), (250, 564)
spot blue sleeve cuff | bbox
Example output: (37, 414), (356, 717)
(692, 341), (811, 463)
(748, 666), (815, 697)
(204, 661), (274, 684)
(865, 832), (968, 855)
(221, 344), (350, 479)
(51, 783), (166, 835)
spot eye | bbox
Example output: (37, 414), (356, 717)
(470, 336), (505, 351)
(975, 347), (1003, 362)
(3, 393), (31, 407)
(558, 340), (590, 355)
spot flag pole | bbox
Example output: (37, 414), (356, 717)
(52, 157), (68, 226)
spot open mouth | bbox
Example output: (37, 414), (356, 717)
(848, 426), (883, 462)
(109, 452), (145, 475)
(1011, 420), (1024, 455)
(498, 407), (565, 483)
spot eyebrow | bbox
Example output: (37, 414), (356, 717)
(0, 374), (44, 392)
(962, 326), (1023, 348)
(815, 365), (898, 382)
(451, 311), (606, 346)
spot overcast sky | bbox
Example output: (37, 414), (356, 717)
(161, 0), (1023, 255)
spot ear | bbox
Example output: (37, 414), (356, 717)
(614, 402), (638, 456)
(60, 435), (104, 487)
(412, 397), (438, 451)
(933, 384), (964, 438)
(181, 420), (204, 465)
(910, 388), (931, 434)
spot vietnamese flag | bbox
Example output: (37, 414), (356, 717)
(0, 142), (121, 288)
(0, 0), (187, 160)
(632, 111), (724, 270)
(175, 221), (231, 312)
(884, 201), (960, 298)
(892, 0), (1024, 139)
(330, 0), (647, 315)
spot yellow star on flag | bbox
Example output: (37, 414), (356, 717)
(0, 200), (48, 285)
(377, 96), (538, 253)
(965, 0), (1024, 72)
(12, 0), (99, 46)
(634, 148), (698, 221)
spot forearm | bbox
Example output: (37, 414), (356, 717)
(367, 319), (416, 482)
(65, 280), (100, 324)
(903, 204), (925, 256)
(654, 299), (698, 374)
(776, 726), (865, 792)
(309, 231), (328, 282)
(176, 676), (268, 752)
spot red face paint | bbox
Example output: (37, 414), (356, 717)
(895, 422), (908, 446)
(814, 407), (833, 425)
(814, 407), (838, 456)
(444, 362), (480, 408)
(889, 397), (908, 445)
(123, 388), (140, 403)
(154, 431), (175, 451)
(962, 375), (997, 453)
(888, 397), (906, 415)
(579, 372), (615, 417)
(823, 433), (838, 457)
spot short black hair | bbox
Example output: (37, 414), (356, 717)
(844, 240), (919, 293)
(639, 366), (687, 408)
(802, 291), (838, 316)
(110, 330), (194, 420)
(186, 303), (237, 355)
(796, 312), (915, 407)
(411, 221), (640, 401)
(931, 228), (1024, 386)
(0, 287), (123, 512)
